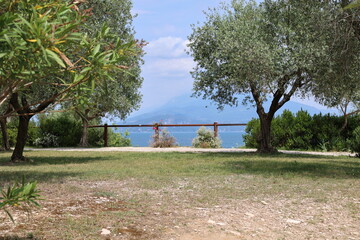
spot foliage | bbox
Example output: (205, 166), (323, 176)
(0, 118), (39, 148)
(69, 0), (143, 147)
(192, 126), (221, 148)
(37, 113), (82, 147)
(109, 130), (131, 147)
(244, 110), (359, 151)
(0, 179), (41, 223)
(312, 0), (360, 118)
(350, 126), (360, 157)
(187, 0), (336, 152)
(243, 119), (261, 148)
(150, 129), (177, 148)
(1, 0), (140, 161)
(34, 113), (131, 147)
(34, 133), (59, 148)
(344, 0), (360, 9)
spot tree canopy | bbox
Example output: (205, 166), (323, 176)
(70, 0), (144, 146)
(0, 0), (142, 161)
(188, 0), (336, 152)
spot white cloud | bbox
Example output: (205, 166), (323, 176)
(145, 37), (190, 58)
(144, 57), (195, 77)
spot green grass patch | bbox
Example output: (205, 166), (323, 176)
(0, 151), (359, 183)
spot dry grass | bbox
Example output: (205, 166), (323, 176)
(0, 151), (359, 239)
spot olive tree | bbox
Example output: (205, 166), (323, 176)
(313, 0), (360, 129)
(72, 0), (143, 147)
(0, 0), (139, 161)
(188, 0), (334, 153)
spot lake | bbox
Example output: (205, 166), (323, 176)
(122, 130), (246, 148)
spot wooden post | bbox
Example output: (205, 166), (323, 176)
(214, 122), (218, 137)
(104, 124), (108, 147)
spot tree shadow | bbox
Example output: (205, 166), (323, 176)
(199, 151), (355, 160)
(0, 236), (40, 240)
(0, 170), (84, 183)
(222, 158), (360, 179)
(0, 155), (106, 166)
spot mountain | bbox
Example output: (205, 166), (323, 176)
(123, 94), (338, 127)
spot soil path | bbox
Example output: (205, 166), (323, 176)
(25, 146), (355, 157)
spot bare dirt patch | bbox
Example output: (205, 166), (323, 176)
(1, 177), (359, 240)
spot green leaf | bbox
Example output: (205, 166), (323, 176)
(92, 44), (101, 56)
(45, 49), (66, 68)
(344, 0), (360, 10)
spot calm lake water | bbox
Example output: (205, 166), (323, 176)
(122, 131), (245, 148)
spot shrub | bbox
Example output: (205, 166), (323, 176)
(192, 126), (221, 148)
(243, 119), (260, 148)
(0, 118), (39, 148)
(109, 130), (132, 147)
(0, 179), (41, 222)
(243, 110), (358, 151)
(34, 133), (59, 147)
(350, 126), (360, 157)
(150, 129), (177, 148)
(37, 113), (82, 147)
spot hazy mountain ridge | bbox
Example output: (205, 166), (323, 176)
(123, 95), (338, 129)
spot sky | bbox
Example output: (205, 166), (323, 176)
(131, 0), (333, 116)
(131, 0), (233, 113)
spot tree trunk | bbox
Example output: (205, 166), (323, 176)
(11, 115), (31, 162)
(79, 119), (89, 147)
(0, 117), (10, 151)
(257, 114), (277, 153)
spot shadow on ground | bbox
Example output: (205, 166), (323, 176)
(0, 236), (40, 240)
(222, 157), (360, 179)
(0, 170), (84, 183)
(0, 153), (106, 166)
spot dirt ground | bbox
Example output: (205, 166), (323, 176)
(1, 148), (359, 239)
(1, 178), (359, 240)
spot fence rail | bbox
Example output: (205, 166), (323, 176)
(88, 122), (247, 147)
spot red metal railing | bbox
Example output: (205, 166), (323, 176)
(88, 122), (247, 147)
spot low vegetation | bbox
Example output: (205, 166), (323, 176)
(0, 179), (41, 222)
(1, 113), (131, 148)
(192, 126), (222, 148)
(0, 151), (358, 239)
(244, 110), (360, 155)
(150, 128), (177, 148)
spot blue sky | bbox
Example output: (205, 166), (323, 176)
(131, 0), (333, 115)
(131, 0), (233, 113)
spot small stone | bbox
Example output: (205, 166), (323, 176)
(245, 212), (255, 217)
(227, 230), (242, 236)
(208, 220), (216, 224)
(101, 229), (111, 235)
(286, 219), (301, 224)
(216, 222), (226, 226)
(260, 201), (268, 205)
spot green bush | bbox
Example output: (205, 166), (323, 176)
(0, 118), (39, 148)
(109, 130), (131, 147)
(350, 126), (360, 157)
(243, 110), (358, 151)
(243, 119), (260, 148)
(37, 113), (82, 147)
(192, 126), (221, 148)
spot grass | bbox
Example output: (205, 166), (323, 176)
(0, 151), (359, 239)
(0, 151), (359, 183)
